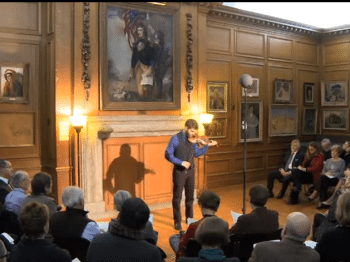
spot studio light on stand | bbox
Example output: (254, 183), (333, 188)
(200, 113), (214, 136)
(239, 74), (253, 214)
(70, 115), (87, 187)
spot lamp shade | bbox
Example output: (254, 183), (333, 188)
(70, 115), (87, 127)
(239, 74), (253, 88)
(200, 113), (214, 124)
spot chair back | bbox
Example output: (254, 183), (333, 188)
(53, 237), (90, 262)
(230, 228), (283, 262)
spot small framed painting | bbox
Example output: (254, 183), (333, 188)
(304, 83), (315, 104)
(274, 79), (293, 103)
(302, 108), (317, 135)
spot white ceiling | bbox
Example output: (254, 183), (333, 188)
(223, 2), (350, 30)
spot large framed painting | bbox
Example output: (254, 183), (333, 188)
(0, 62), (28, 103)
(99, 3), (180, 110)
(269, 104), (298, 137)
(274, 79), (293, 103)
(321, 80), (348, 106)
(207, 82), (227, 113)
(239, 101), (263, 142)
(204, 118), (227, 138)
(302, 108), (317, 135)
(323, 109), (348, 131)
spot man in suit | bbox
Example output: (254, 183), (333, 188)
(267, 139), (305, 199)
(248, 212), (320, 262)
(0, 159), (13, 205)
(230, 184), (279, 234)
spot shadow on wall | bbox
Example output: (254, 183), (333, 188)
(104, 143), (155, 197)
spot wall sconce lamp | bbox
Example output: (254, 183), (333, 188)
(200, 113), (214, 136)
(70, 115), (87, 187)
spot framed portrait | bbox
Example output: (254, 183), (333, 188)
(99, 3), (180, 110)
(323, 109), (348, 131)
(269, 104), (298, 137)
(239, 101), (263, 142)
(302, 108), (317, 135)
(0, 62), (28, 103)
(242, 77), (259, 97)
(274, 79), (293, 103)
(321, 80), (348, 106)
(304, 83), (315, 104)
(204, 118), (227, 138)
(207, 82), (227, 113)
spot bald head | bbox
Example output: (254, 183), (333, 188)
(282, 212), (310, 242)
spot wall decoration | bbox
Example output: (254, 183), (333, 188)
(186, 13), (193, 102)
(274, 79), (293, 103)
(304, 82), (315, 104)
(302, 108), (317, 135)
(100, 3), (179, 110)
(269, 104), (298, 137)
(242, 77), (259, 97)
(323, 109), (348, 131)
(82, 2), (91, 101)
(239, 101), (263, 142)
(207, 82), (227, 113)
(321, 80), (348, 106)
(0, 62), (28, 103)
(204, 118), (227, 138)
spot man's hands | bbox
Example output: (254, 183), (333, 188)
(279, 168), (291, 176)
(182, 161), (191, 169)
(297, 165), (306, 172)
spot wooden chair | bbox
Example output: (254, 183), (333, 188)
(185, 238), (237, 258)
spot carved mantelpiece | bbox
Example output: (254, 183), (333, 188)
(82, 115), (186, 215)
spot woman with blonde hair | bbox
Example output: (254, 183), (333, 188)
(315, 191), (350, 262)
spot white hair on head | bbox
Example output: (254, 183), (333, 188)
(11, 170), (29, 188)
(61, 186), (84, 208)
(114, 190), (132, 211)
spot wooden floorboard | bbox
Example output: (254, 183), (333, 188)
(96, 180), (322, 261)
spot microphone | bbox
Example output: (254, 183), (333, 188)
(239, 74), (253, 88)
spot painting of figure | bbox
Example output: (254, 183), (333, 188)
(0, 66), (24, 99)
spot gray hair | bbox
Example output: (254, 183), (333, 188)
(0, 159), (8, 169)
(321, 138), (331, 145)
(11, 170), (29, 188)
(291, 139), (300, 146)
(61, 186), (84, 208)
(114, 190), (132, 211)
(282, 212), (311, 242)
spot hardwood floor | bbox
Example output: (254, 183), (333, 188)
(95, 180), (323, 261)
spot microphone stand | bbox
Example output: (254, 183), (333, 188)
(243, 87), (248, 215)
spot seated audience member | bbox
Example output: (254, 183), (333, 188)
(0, 239), (10, 262)
(340, 140), (350, 167)
(177, 217), (240, 262)
(111, 190), (158, 245)
(287, 142), (325, 205)
(315, 191), (350, 262)
(175, 190), (221, 258)
(0, 202), (23, 243)
(230, 184), (279, 234)
(86, 198), (163, 262)
(267, 139), (305, 198)
(312, 167), (350, 242)
(321, 138), (332, 161)
(308, 145), (346, 209)
(21, 172), (58, 216)
(4, 171), (30, 215)
(0, 159), (13, 205)
(50, 186), (101, 242)
(10, 201), (71, 262)
(248, 212), (320, 262)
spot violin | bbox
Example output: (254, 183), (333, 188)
(188, 135), (218, 147)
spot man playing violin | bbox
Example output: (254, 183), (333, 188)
(165, 119), (217, 230)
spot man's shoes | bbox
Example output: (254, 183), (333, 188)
(268, 190), (274, 198)
(174, 221), (182, 230)
(316, 203), (330, 210)
(276, 191), (285, 199)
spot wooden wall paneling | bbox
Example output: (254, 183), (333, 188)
(206, 25), (232, 55)
(295, 40), (319, 66)
(235, 30), (265, 59)
(323, 40), (350, 66)
(323, 69), (349, 81)
(47, 2), (54, 35)
(268, 36), (293, 62)
(0, 2), (41, 35)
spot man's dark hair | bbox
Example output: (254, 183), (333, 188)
(184, 119), (198, 130)
(249, 184), (269, 207)
(0, 160), (8, 168)
(31, 172), (51, 195)
(198, 190), (220, 212)
(19, 201), (49, 239)
(119, 198), (150, 229)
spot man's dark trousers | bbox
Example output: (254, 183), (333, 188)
(267, 170), (293, 196)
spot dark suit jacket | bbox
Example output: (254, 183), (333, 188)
(230, 207), (279, 235)
(280, 146), (306, 171)
(248, 238), (320, 262)
(0, 179), (11, 205)
(178, 257), (240, 262)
